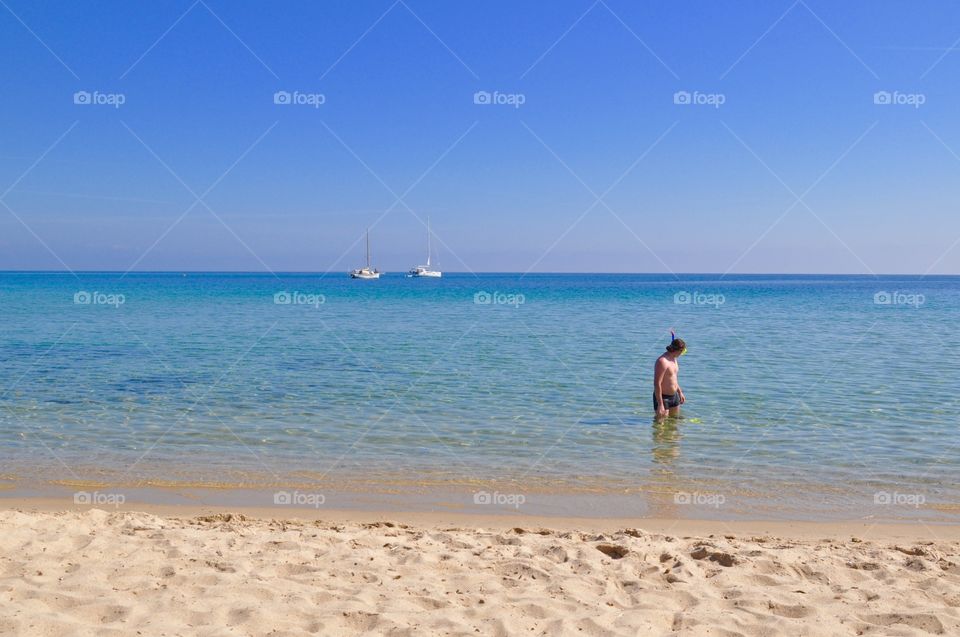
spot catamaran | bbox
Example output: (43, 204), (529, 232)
(407, 218), (441, 278)
(350, 229), (381, 279)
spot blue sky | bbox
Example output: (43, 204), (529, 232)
(1, 0), (959, 273)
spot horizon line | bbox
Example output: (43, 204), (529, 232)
(0, 270), (955, 277)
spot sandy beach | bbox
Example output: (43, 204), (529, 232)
(2, 501), (959, 636)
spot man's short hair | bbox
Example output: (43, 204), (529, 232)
(666, 337), (686, 353)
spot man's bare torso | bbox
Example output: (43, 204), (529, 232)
(656, 355), (679, 394)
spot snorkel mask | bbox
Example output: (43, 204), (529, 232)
(669, 330), (688, 356)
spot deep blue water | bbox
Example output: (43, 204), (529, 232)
(1, 272), (958, 519)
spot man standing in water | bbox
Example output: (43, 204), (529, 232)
(654, 333), (686, 418)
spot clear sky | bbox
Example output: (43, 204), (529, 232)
(1, 0), (959, 274)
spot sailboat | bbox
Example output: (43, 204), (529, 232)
(407, 218), (442, 278)
(350, 229), (381, 279)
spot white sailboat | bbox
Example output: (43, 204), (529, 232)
(350, 229), (381, 279)
(407, 218), (442, 278)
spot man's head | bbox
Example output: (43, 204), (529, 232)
(666, 337), (686, 356)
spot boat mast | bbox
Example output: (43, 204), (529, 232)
(426, 217), (431, 267)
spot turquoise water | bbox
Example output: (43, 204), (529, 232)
(1, 272), (958, 520)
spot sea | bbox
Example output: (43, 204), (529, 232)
(1, 272), (957, 522)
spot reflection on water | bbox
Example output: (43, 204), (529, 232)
(648, 417), (682, 517)
(651, 418), (682, 469)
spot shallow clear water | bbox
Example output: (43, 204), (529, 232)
(1, 272), (957, 520)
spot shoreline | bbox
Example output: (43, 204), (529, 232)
(5, 496), (960, 541)
(3, 478), (956, 525)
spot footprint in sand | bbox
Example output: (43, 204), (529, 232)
(846, 560), (881, 571)
(205, 560), (236, 573)
(689, 546), (737, 567)
(75, 603), (130, 624)
(767, 601), (813, 619)
(596, 544), (629, 560)
(227, 607), (254, 626)
(858, 612), (945, 635)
